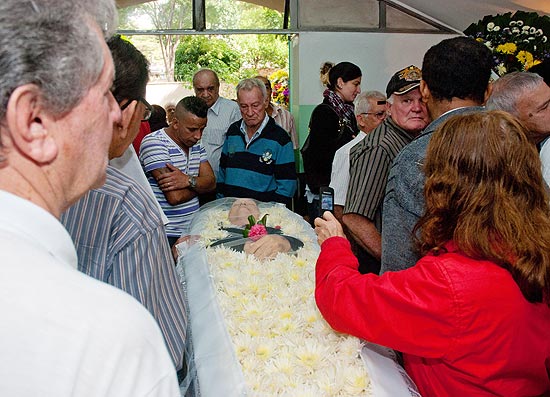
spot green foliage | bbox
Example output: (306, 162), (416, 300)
(174, 36), (242, 83)
(119, 0), (289, 82)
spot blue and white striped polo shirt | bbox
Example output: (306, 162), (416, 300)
(140, 128), (207, 237)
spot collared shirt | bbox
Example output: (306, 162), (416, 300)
(239, 113), (270, 145)
(0, 190), (180, 396)
(271, 104), (298, 149)
(61, 166), (188, 371)
(345, 117), (415, 230)
(0, 190), (77, 268)
(329, 131), (367, 206)
(381, 106), (485, 274)
(201, 97), (241, 174)
(109, 145), (169, 225)
(140, 128), (208, 237)
(218, 117), (297, 204)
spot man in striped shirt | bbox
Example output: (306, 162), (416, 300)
(140, 96), (216, 245)
(61, 36), (188, 381)
(217, 78), (297, 205)
(343, 66), (430, 274)
(329, 90), (387, 222)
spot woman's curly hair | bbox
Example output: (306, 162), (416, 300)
(414, 110), (550, 304)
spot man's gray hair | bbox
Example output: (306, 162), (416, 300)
(236, 78), (267, 101)
(486, 72), (545, 117)
(354, 90), (386, 116)
(0, 0), (117, 122)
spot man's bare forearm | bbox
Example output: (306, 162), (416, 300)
(342, 213), (381, 260)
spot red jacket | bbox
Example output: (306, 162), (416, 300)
(316, 237), (550, 397)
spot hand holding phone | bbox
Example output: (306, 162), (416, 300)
(319, 186), (334, 214)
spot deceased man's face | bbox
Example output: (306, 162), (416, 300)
(228, 199), (260, 226)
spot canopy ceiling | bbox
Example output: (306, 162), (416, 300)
(115, 0), (549, 32)
(391, 0), (550, 31)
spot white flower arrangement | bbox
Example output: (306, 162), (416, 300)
(197, 204), (370, 396)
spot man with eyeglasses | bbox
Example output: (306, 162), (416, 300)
(140, 96), (216, 246)
(60, 35), (189, 384)
(330, 90), (387, 223)
(342, 65), (430, 274)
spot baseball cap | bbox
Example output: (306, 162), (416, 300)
(386, 65), (422, 98)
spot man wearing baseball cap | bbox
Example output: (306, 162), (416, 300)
(342, 65), (430, 274)
(381, 37), (493, 274)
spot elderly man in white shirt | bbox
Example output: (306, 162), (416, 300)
(193, 68), (241, 175)
(329, 90), (387, 221)
(0, 1), (180, 395)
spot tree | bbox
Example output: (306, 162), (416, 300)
(174, 36), (241, 83)
(118, 0), (288, 81)
(141, 0), (192, 81)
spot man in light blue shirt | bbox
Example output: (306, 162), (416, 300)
(193, 68), (241, 175)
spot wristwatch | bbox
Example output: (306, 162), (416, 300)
(189, 175), (197, 189)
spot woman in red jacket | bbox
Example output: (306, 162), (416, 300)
(314, 111), (550, 396)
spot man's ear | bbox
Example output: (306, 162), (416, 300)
(5, 84), (58, 164)
(420, 80), (430, 103)
(355, 113), (364, 128)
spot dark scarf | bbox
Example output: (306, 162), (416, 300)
(323, 89), (356, 127)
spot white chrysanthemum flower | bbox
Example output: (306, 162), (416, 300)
(337, 336), (362, 357)
(342, 364), (370, 395)
(317, 367), (344, 395)
(255, 340), (275, 360)
(487, 22), (495, 30)
(232, 333), (254, 358)
(266, 355), (294, 375)
(294, 339), (332, 370)
(493, 26), (500, 32)
(536, 29), (543, 36)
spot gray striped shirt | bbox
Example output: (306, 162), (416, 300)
(201, 96), (241, 174)
(61, 166), (188, 371)
(344, 118), (415, 230)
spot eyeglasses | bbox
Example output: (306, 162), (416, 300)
(361, 111), (386, 120)
(120, 96), (153, 121)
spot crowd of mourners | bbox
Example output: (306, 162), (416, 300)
(1, 0), (549, 396)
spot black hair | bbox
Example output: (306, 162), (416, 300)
(149, 104), (168, 131)
(327, 62), (362, 91)
(178, 96), (208, 119)
(422, 37), (492, 103)
(107, 35), (149, 104)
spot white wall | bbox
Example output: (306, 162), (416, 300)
(145, 82), (194, 108)
(293, 31), (457, 105)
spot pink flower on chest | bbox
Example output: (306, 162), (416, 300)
(248, 224), (267, 241)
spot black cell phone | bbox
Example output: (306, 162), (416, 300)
(319, 186), (334, 214)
